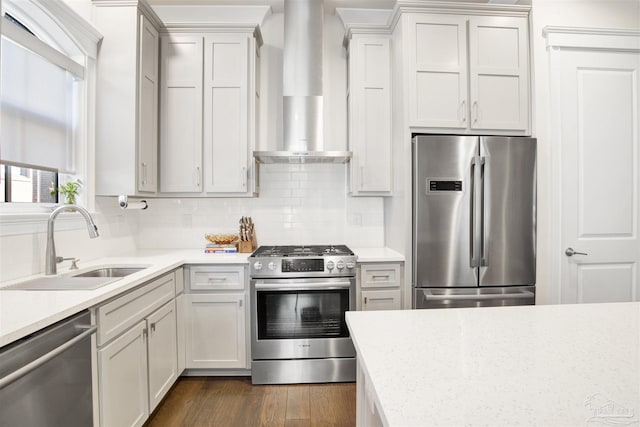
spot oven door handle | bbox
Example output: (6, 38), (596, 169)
(254, 281), (353, 291)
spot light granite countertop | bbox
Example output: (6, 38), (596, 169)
(346, 302), (640, 426)
(0, 247), (403, 347)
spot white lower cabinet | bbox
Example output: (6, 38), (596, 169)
(147, 300), (178, 411)
(96, 271), (179, 427)
(185, 293), (246, 369)
(358, 262), (403, 311)
(99, 321), (149, 427)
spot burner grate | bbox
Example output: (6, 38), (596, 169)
(252, 245), (354, 257)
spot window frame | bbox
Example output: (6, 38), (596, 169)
(0, 0), (102, 236)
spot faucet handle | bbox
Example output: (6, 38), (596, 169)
(55, 256), (80, 270)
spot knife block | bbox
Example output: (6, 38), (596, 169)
(238, 230), (257, 253)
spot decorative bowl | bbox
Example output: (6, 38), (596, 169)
(205, 233), (239, 245)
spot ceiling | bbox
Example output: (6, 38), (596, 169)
(147, 0), (530, 14)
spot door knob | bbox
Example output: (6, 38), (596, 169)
(565, 247), (588, 257)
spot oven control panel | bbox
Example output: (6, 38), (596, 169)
(282, 258), (324, 272)
(250, 256), (357, 278)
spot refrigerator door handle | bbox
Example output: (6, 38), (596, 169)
(423, 290), (535, 301)
(470, 157), (479, 268)
(480, 156), (488, 267)
(471, 156), (484, 268)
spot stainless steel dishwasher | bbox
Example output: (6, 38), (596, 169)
(0, 310), (96, 427)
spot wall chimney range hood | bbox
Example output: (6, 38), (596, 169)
(253, 0), (352, 164)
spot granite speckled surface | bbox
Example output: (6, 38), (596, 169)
(346, 303), (640, 426)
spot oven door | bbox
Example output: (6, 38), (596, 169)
(251, 277), (356, 360)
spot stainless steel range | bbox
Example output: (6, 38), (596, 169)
(249, 245), (357, 384)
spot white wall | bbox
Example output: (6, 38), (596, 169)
(531, 0), (640, 304)
(0, 6), (384, 283)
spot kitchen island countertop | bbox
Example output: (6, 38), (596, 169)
(346, 302), (640, 426)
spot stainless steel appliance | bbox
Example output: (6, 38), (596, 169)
(0, 310), (96, 427)
(412, 135), (536, 309)
(249, 245), (357, 384)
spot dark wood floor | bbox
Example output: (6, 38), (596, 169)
(145, 377), (356, 427)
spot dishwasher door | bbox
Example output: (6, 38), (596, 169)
(0, 310), (96, 427)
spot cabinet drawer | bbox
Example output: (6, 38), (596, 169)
(360, 263), (401, 288)
(361, 289), (402, 311)
(97, 272), (176, 346)
(189, 266), (245, 291)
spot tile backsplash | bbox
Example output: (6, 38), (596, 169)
(0, 164), (383, 282)
(135, 163), (384, 248)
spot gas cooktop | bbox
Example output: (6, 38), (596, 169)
(251, 245), (354, 258)
(249, 245), (356, 278)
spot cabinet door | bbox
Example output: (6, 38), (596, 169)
(138, 14), (159, 193)
(185, 293), (246, 369)
(361, 289), (402, 311)
(203, 35), (250, 193)
(468, 16), (529, 131)
(160, 35), (203, 193)
(349, 36), (392, 195)
(99, 320), (149, 427)
(408, 14), (468, 128)
(147, 300), (178, 412)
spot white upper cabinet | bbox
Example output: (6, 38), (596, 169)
(408, 14), (468, 129)
(93, 0), (162, 196)
(159, 29), (260, 197)
(204, 35), (250, 193)
(407, 12), (530, 134)
(160, 35), (204, 193)
(468, 16), (529, 131)
(138, 16), (159, 193)
(347, 35), (392, 196)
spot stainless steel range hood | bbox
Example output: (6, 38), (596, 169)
(253, 0), (351, 164)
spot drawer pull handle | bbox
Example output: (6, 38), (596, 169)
(372, 275), (390, 280)
(208, 277), (227, 282)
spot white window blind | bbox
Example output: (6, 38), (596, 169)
(1, 35), (78, 173)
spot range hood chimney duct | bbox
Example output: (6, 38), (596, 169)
(254, 0), (352, 164)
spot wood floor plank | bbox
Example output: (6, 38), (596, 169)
(145, 377), (355, 427)
(285, 385), (310, 420)
(284, 419), (311, 427)
(258, 385), (288, 427)
(146, 377), (204, 427)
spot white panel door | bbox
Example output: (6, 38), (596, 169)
(203, 35), (249, 193)
(559, 49), (640, 303)
(147, 300), (178, 412)
(137, 14), (158, 193)
(160, 35), (203, 193)
(468, 16), (529, 131)
(99, 321), (148, 427)
(408, 14), (468, 128)
(349, 36), (392, 195)
(185, 293), (246, 369)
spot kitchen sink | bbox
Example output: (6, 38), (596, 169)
(72, 267), (147, 278)
(3, 265), (150, 291)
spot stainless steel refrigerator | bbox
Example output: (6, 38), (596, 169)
(412, 135), (536, 309)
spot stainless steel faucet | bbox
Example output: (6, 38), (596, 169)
(45, 205), (99, 275)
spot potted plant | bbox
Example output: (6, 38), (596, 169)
(50, 179), (83, 204)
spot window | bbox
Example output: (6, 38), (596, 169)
(0, 162), (58, 203)
(0, 2), (90, 207)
